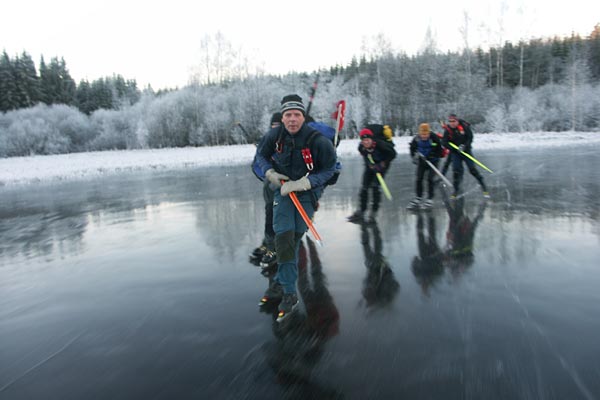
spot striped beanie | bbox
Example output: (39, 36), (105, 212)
(280, 94), (306, 116)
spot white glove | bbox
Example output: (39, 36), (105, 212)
(265, 169), (289, 187)
(280, 176), (311, 196)
(458, 144), (465, 152)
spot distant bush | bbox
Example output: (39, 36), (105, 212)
(0, 104), (89, 157)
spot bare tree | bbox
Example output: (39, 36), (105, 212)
(459, 11), (472, 89)
(191, 32), (236, 85)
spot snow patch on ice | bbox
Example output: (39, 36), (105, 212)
(1, 132), (598, 186)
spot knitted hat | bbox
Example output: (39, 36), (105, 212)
(418, 123), (430, 134)
(270, 112), (282, 125)
(448, 113), (458, 121)
(280, 94), (306, 115)
(359, 128), (374, 138)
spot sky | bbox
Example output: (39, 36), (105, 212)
(2, 0), (598, 90)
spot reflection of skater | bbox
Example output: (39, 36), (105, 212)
(411, 213), (444, 296)
(299, 238), (340, 340)
(360, 221), (400, 308)
(261, 239), (342, 399)
(443, 194), (487, 274)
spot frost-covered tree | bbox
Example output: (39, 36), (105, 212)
(0, 51), (18, 112)
(589, 24), (600, 81)
(40, 57), (76, 106)
(14, 51), (42, 107)
(0, 104), (82, 156)
(90, 107), (138, 150)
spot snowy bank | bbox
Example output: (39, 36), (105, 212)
(1, 131), (598, 186)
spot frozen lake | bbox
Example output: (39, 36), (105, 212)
(1, 145), (599, 399)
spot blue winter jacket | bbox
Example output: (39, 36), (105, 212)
(409, 132), (443, 160)
(255, 123), (336, 190)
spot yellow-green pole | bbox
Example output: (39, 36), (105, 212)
(367, 155), (392, 200)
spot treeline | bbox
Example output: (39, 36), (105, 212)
(331, 26), (600, 90)
(327, 25), (600, 131)
(0, 25), (599, 158)
(0, 51), (141, 114)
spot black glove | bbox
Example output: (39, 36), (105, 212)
(373, 162), (385, 173)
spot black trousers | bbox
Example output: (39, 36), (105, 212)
(415, 158), (439, 199)
(359, 169), (385, 212)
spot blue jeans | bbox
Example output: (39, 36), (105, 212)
(272, 189), (320, 294)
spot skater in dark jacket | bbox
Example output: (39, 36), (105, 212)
(255, 94), (336, 322)
(348, 126), (397, 224)
(408, 123), (443, 210)
(441, 114), (488, 197)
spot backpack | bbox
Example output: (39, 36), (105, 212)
(307, 121), (341, 186)
(251, 122), (342, 186)
(366, 124), (394, 146)
(441, 118), (471, 156)
(365, 124), (397, 159)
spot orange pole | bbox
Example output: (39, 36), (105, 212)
(288, 189), (323, 245)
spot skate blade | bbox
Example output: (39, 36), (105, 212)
(258, 296), (270, 306)
(276, 304), (298, 323)
(259, 261), (277, 269)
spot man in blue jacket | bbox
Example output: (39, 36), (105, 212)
(254, 94), (336, 322)
(408, 123), (443, 209)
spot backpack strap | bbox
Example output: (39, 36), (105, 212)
(301, 130), (321, 172)
(274, 125), (284, 153)
(442, 124), (454, 140)
(274, 128), (321, 172)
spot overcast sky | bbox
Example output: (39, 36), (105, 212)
(2, 0), (598, 89)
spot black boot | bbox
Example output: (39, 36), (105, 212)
(276, 293), (299, 322)
(347, 210), (364, 223)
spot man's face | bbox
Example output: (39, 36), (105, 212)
(419, 131), (430, 141)
(448, 118), (458, 128)
(361, 137), (374, 148)
(282, 110), (305, 134)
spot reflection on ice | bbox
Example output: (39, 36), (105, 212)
(1, 145), (600, 399)
(259, 238), (342, 399)
(443, 195), (487, 274)
(360, 221), (400, 309)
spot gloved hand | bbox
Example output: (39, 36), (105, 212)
(265, 169), (289, 188)
(373, 161), (386, 173)
(280, 176), (311, 196)
(412, 153), (420, 165)
(458, 144), (465, 152)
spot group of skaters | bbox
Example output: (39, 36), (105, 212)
(351, 114), (489, 222)
(250, 94), (491, 322)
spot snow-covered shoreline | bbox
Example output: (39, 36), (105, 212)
(1, 131), (598, 186)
